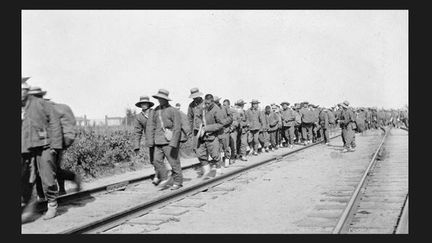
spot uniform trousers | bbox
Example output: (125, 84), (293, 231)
(258, 131), (270, 148)
(282, 126), (295, 145)
(268, 130), (278, 148)
(229, 130), (238, 158)
(301, 123), (314, 141)
(196, 137), (221, 168)
(342, 124), (356, 149)
(247, 129), (260, 151)
(153, 144), (183, 185)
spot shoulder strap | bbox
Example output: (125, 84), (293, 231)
(158, 109), (166, 131)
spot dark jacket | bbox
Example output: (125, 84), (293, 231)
(246, 108), (262, 131)
(132, 109), (153, 150)
(187, 99), (204, 131)
(299, 107), (316, 124)
(267, 111), (279, 132)
(280, 108), (297, 127)
(147, 104), (182, 148)
(218, 104), (234, 133)
(51, 102), (77, 149)
(319, 109), (330, 128)
(340, 108), (356, 129)
(179, 109), (191, 142)
(202, 103), (225, 141)
(229, 107), (241, 132)
(237, 108), (248, 133)
(22, 96), (63, 153)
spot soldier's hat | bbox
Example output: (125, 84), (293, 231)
(235, 99), (246, 105)
(135, 96), (154, 108)
(214, 96), (221, 102)
(280, 101), (290, 106)
(189, 88), (203, 99)
(27, 86), (47, 96)
(152, 89), (172, 101)
(250, 99), (260, 104)
(341, 100), (349, 108)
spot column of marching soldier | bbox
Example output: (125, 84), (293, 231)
(22, 79), (408, 222)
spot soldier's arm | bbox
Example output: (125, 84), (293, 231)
(132, 115), (144, 150)
(205, 108), (224, 132)
(187, 105), (194, 131)
(43, 100), (63, 150)
(146, 109), (156, 147)
(169, 108), (182, 148)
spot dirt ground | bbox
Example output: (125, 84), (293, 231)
(150, 130), (384, 233)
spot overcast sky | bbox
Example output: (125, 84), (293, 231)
(22, 10), (408, 118)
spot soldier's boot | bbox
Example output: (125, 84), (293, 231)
(202, 164), (212, 179)
(43, 202), (58, 220)
(239, 156), (247, 161)
(229, 158), (235, 165)
(224, 158), (229, 168)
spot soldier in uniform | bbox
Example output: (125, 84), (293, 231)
(258, 106), (271, 152)
(147, 89), (183, 190)
(224, 99), (239, 164)
(246, 100), (262, 156)
(293, 103), (302, 144)
(133, 96), (159, 184)
(22, 78), (63, 221)
(267, 105), (280, 150)
(235, 99), (248, 161)
(28, 87), (81, 196)
(196, 94), (225, 178)
(299, 102), (315, 145)
(339, 101), (357, 152)
(280, 102), (297, 148)
(214, 96), (233, 167)
(187, 88), (204, 151)
(318, 107), (331, 145)
(355, 108), (367, 134)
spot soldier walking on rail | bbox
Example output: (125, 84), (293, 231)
(235, 99), (248, 161)
(133, 96), (159, 185)
(214, 96), (234, 167)
(299, 102), (315, 145)
(22, 78), (63, 222)
(280, 102), (296, 148)
(147, 89), (183, 190)
(246, 100), (262, 156)
(339, 100), (357, 152)
(196, 94), (225, 178)
(28, 86), (82, 196)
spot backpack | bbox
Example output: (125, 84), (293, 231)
(327, 110), (336, 124)
(53, 103), (77, 149)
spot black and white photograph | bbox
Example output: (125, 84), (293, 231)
(21, 10), (408, 234)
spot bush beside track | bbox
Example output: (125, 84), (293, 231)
(62, 126), (195, 182)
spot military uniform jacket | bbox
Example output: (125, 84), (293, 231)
(260, 111), (270, 131)
(202, 103), (225, 141)
(229, 107), (241, 132)
(179, 110), (191, 142)
(339, 108), (356, 129)
(267, 111), (279, 132)
(147, 104), (181, 148)
(219, 104), (234, 133)
(356, 111), (366, 126)
(280, 108), (297, 127)
(299, 108), (316, 124)
(187, 99), (204, 132)
(312, 108), (320, 123)
(133, 109), (153, 150)
(51, 102), (77, 149)
(246, 108), (262, 131)
(237, 108), (249, 133)
(319, 109), (330, 128)
(22, 95), (63, 153)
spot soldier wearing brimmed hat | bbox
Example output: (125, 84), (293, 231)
(339, 100), (357, 152)
(187, 88), (204, 151)
(133, 96), (161, 184)
(27, 86), (82, 199)
(292, 103), (303, 143)
(234, 99), (248, 161)
(245, 99), (262, 155)
(147, 89), (183, 190)
(280, 102), (297, 148)
(21, 78), (63, 222)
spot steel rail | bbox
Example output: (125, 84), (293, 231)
(394, 196), (409, 234)
(332, 128), (390, 234)
(61, 132), (342, 234)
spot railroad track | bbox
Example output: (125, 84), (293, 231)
(331, 127), (408, 234)
(56, 130), (342, 234)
